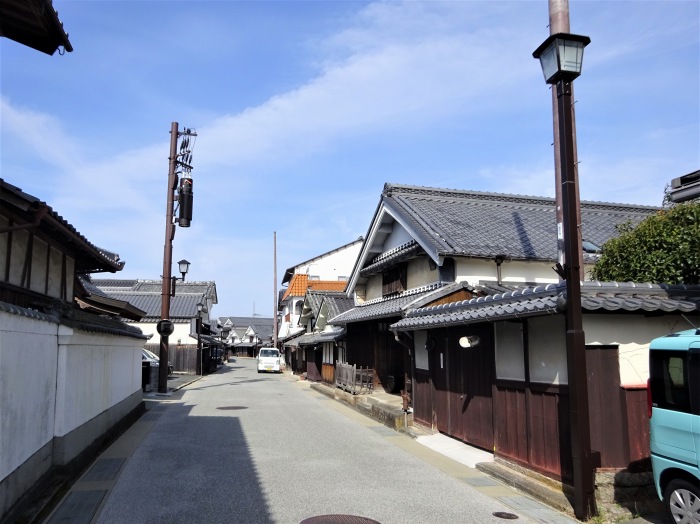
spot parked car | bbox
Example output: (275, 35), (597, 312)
(142, 348), (174, 376)
(648, 328), (700, 524)
(257, 348), (281, 373)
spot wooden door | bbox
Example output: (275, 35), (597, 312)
(431, 326), (495, 451)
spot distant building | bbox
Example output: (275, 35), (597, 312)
(91, 279), (218, 372)
(219, 316), (274, 357)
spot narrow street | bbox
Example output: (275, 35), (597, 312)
(47, 359), (576, 524)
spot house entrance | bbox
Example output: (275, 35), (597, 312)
(430, 325), (494, 450)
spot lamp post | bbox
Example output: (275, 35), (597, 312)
(196, 302), (206, 375)
(533, 33), (597, 520)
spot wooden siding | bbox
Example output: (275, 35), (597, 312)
(494, 384), (528, 461)
(430, 325), (494, 451)
(587, 346), (650, 469)
(321, 363), (335, 384)
(306, 349), (322, 381)
(623, 387), (650, 466)
(587, 345), (627, 468)
(494, 382), (573, 482)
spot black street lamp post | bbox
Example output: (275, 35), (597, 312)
(533, 33), (598, 520)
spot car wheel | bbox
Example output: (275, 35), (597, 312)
(664, 478), (700, 524)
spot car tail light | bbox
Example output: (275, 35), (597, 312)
(647, 378), (652, 419)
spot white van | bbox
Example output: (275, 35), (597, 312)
(257, 348), (281, 373)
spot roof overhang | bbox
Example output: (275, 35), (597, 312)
(0, 0), (73, 55)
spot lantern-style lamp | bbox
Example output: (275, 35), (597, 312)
(178, 259), (191, 280)
(533, 33), (590, 84)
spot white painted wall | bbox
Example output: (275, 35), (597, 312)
(491, 313), (690, 388)
(1, 308), (144, 519)
(528, 315), (568, 384)
(0, 312), (57, 481)
(407, 257), (433, 289)
(381, 225), (412, 252)
(584, 314), (690, 387)
(54, 327), (142, 437)
(136, 321), (191, 346)
(455, 258), (560, 287)
(293, 242), (362, 281)
(414, 330), (429, 370)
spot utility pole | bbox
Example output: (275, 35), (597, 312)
(157, 122), (197, 393)
(273, 231), (278, 350)
(158, 122), (180, 394)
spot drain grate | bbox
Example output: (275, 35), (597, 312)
(217, 406), (248, 410)
(46, 490), (106, 524)
(140, 412), (161, 422)
(83, 458), (125, 482)
(300, 516), (381, 524)
(493, 512), (519, 520)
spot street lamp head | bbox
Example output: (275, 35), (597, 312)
(196, 302), (204, 314)
(533, 32), (590, 84)
(178, 259), (191, 279)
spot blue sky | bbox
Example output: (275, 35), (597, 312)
(1, 0), (698, 317)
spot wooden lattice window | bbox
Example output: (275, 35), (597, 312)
(382, 264), (406, 296)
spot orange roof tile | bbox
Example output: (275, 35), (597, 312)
(282, 274), (308, 300)
(308, 280), (347, 292)
(281, 274), (347, 300)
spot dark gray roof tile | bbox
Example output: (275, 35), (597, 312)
(378, 184), (657, 263)
(391, 281), (700, 331)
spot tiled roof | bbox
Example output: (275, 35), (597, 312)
(360, 241), (421, 277)
(302, 291), (328, 319)
(329, 283), (448, 325)
(297, 328), (346, 346)
(0, 0), (73, 54)
(282, 274), (308, 300)
(282, 274), (347, 300)
(391, 281), (700, 331)
(308, 280), (347, 292)
(77, 276), (147, 321)
(323, 294), (356, 320)
(1, 179), (124, 273)
(377, 183), (658, 263)
(92, 279), (218, 304)
(98, 292), (205, 322)
(219, 316), (275, 339)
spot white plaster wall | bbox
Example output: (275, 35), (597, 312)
(136, 322), (191, 346)
(0, 312), (57, 480)
(528, 315), (567, 384)
(584, 314), (690, 387)
(407, 257), (434, 289)
(295, 242), (362, 281)
(495, 321), (525, 380)
(54, 327), (142, 437)
(413, 330), (429, 370)
(455, 258), (560, 287)
(382, 225), (412, 252)
(365, 274), (383, 301)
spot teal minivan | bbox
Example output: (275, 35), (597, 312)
(649, 329), (700, 524)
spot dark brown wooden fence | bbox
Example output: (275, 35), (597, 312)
(335, 361), (374, 394)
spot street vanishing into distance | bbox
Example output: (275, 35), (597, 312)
(81, 358), (560, 524)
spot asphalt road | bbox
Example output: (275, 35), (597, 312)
(93, 359), (554, 524)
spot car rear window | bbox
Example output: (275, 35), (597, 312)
(259, 349), (278, 357)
